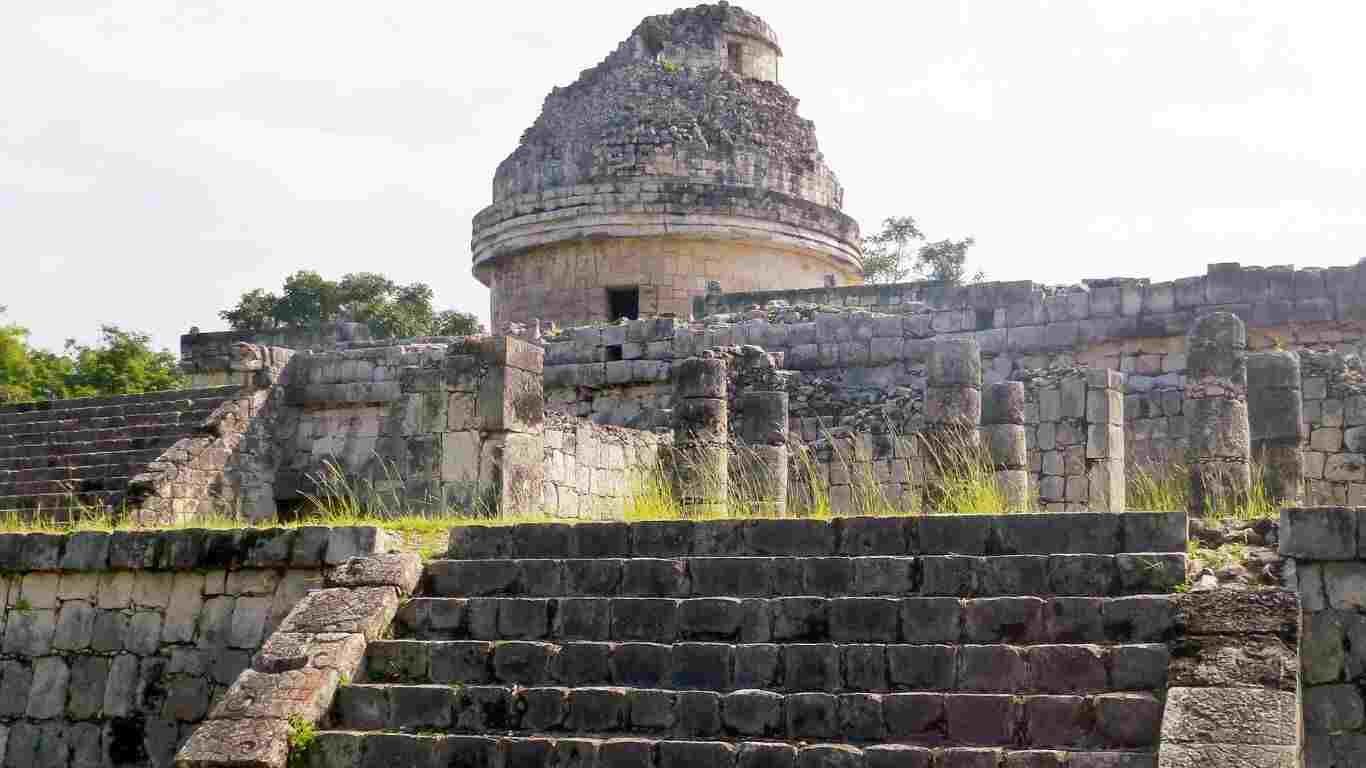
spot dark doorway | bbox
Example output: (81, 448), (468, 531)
(608, 286), (640, 321)
(727, 42), (744, 75)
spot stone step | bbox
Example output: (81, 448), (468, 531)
(0, 434), (185, 461)
(0, 448), (165, 472)
(0, 490), (123, 513)
(424, 553), (1185, 599)
(304, 731), (1160, 768)
(0, 386), (242, 422)
(395, 595), (1179, 645)
(0, 474), (131, 497)
(0, 416), (211, 449)
(324, 680), (1165, 748)
(360, 639), (1169, 694)
(0, 461), (145, 485)
(447, 514), (1187, 560)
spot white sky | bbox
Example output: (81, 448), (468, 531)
(3, 1), (1365, 353)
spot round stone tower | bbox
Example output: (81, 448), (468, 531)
(471, 2), (862, 329)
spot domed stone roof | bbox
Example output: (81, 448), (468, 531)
(471, 3), (860, 279)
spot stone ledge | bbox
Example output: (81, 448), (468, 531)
(446, 513), (1189, 559)
(0, 525), (395, 573)
(1280, 505), (1361, 560)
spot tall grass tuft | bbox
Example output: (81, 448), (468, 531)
(1127, 459), (1277, 519)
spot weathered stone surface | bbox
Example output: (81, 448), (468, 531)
(1175, 589), (1297, 639)
(277, 586), (398, 639)
(211, 667), (340, 722)
(327, 553), (422, 595)
(1161, 686), (1298, 745)
(174, 717), (290, 768)
(253, 631), (366, 674)
(1281, 506), (1357, 559)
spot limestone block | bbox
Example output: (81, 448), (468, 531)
(673, 358), (727, 399)
(929, 339), (982, 387)
(1186, 398), (1250, 458)
(983, 382), (1024, 426)
(478, 365), (544, 434)
(175, 716), (291, 768)
(25, 656), (68, 719)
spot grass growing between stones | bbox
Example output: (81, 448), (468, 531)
(1127, 460), (1277, 520)
(622, 429), (1014, 521)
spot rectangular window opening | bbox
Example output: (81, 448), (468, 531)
(608, 286), (640, 322)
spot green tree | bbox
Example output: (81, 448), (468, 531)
(0, 308), (183, 402)
(433, 310), (483, 337)
(219, 288), (279, 332)
(63, 326), (184, 396)
(220, 272), (485, 339)
(0, 307), (36, 402)
(861, 215), (983, 285)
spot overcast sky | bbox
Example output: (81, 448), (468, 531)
(4, 1), (1364, 353)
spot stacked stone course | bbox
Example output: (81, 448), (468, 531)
(283, 513), (1196, 768)
(542, 414), (661, 520)
(0, 525), (391, 768)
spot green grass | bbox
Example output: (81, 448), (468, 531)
(1127, 460), (1278, 520)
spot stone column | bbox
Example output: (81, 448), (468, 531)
(1086, 369), (1127, 511)
(924, 339), (982, 510)
(982, 382), (1028, 511)
(737, 391), (789, 516)
(443, 336), (545, 519)
(671, 356), (729, 515)
(1248, 350), (1304, 504)
(1185, 312), (1252, 515)
(926, 339), (983, 436)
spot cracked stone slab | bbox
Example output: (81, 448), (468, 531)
(174, 717), (290, 768)
(1160, 687), (1297, 746)
(277, 587), (398, 639)
(210, 667), (340, 722)
(252, 632), (366, 674)
(326, 553), (422, 596)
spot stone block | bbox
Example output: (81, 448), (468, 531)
(60, 532), (110, 571)
(212, 667), (341, 722)
(673, 358), (727, 399)
(1281, 506), (1357, 559)
(929, 339), (982, 387)
(25, 656), (68, 719)
(174, 716), (290, 768)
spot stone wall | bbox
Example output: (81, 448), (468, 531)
(1280, 506), (1366, 766)
(0, 525), (391, 768)
(275, 337), (545, 518)
(1158, 590), (1300, 766)
(542, 414), (661, 520)
(1016, 368), (1126, 511)
(180, 325), (368, 389)
(1300, 352), (1366, 506)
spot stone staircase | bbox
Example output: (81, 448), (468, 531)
(0, 386), (244, 514)
(309, 514), (1187, 767)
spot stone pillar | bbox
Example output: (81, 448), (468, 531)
(926, 339), (983, 436)
(924, 339), (982, 511)
(1185, 312), (1252, 515)
(671, 356), (729, 514)
(982, 382), (1028, 511)
(443, 336), (545, 518)
(737, 391), (789, 515)
(1248, 351), (1304, 504)
(1086, 369), (1126, 511)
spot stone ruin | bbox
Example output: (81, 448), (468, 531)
(5, 3), (1366, 766)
